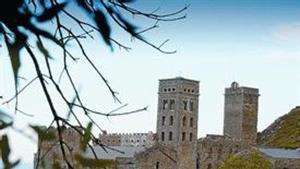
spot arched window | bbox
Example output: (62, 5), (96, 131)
(162, 100), (168, 110)
(169, 132), (173, 141)
(161, 132), (165, 141)
(183, 116), (186, 126)
(169, 116), (173, 125)
(182, 132), (186, 141)
(190, 117), (193, 127)
(189, 100), (194, 111)
(162, 116), (165, 126)
(169, 99), (175, 110)
(156, 161), (160, 169)
(183, 100), (188, 110)
(189, 133), (193, 141)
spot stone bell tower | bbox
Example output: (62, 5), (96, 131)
(156, 77), (199, 169)
(223, 82), (259, 145)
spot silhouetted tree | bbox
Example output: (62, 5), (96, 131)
(0, 0), (187, 168)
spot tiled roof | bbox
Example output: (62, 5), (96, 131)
(84, 146), (145, 160)
(259, 148), (300, 159)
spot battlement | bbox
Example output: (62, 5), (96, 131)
(225, 82), (259, 96)
(97, 131), (156, 147)
(158, 77), (199, 95)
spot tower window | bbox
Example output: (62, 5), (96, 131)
(161, 132), (165, 141)
(182, 132), (186, 141)
(162, 116), (165, 126)
(189, 133), (193, 141)
(162, 100), (168, 110)
(169, 99), (175, 110)
(183, 116), (186, 126)
(169, 116), (173, 125)
(189, 101), (194, 111)
(156, 161), (160, 169)
(190, 118), (193, 127)
(169, 132), (173, 141)
(183, 100), (188, 110)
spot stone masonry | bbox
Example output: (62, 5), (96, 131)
(223, 82), (259, 145)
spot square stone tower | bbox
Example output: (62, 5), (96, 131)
(223, 82), (259, 145)
(156, 77), (199, 169)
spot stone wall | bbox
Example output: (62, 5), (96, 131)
(135, 144), (177, 169)
(98, 131), (155, 147)
(223, 82), (259, 145)
(197, 135), (243, 169)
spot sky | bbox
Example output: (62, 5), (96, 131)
(0, 0), (300, 168)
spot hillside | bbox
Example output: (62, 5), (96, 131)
(257, 106), (300, 149)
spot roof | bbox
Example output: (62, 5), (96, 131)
(84, 146), (145, 160)
(259, 148), (300, 159)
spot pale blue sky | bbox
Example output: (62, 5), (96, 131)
(0, 0), (300, 168)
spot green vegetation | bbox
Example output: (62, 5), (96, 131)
(258, 107), (300, 149)
(218, 150), (272, 169)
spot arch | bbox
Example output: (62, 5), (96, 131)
(189, 100), (194, 111)
(162, 116), (165, 126)
(162, 100), (168, 110)
(169, 131), (173, 141)
(189, 133), (193, 141)
(169, 116), (173, 125)
(182, 132), (186, 141)
(161, 132), (165, 141)
(156, 161), (160, 169)
(190, 117), (193, 127)
(169, 99), (175, 110)
(183, 100), (188, 110)
(183, 116), (186, 126)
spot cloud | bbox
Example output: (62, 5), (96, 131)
(273, 22), (300, 43)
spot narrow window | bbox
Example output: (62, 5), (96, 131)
(182, 132), (186, 141)
(190, 118), (193, 127)
(161, 132), (165, 141)
(170, 99), (175, 110)
(189, 133), (193, 141)
(189, 100), (194, 111)
(169, 116), (173, 125)
(156, 161), (160, 169)
(183, 100), (188, 110)
(183, 116), (186, 126)
(162, 100), (168, 110)
(162, 116), (165, 126)
(169, 132), (173, 141)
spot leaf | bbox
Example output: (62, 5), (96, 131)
(116, 0), (136, 4)
(36, 38), (52, 60)
(0, 135), (11, 165)
(94, 9), (111, 46)
(30, 125), (56, 141)
(0, 121), (13, 130)
(75, 154), (115, 168)
(4, 33), (25, 86)
(108, 7), (140, 38)
(0, 134), (20, 169)
(37, 2), (67, 22)
(76, 0), (93, 12)
(80, 122), (93, 151)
